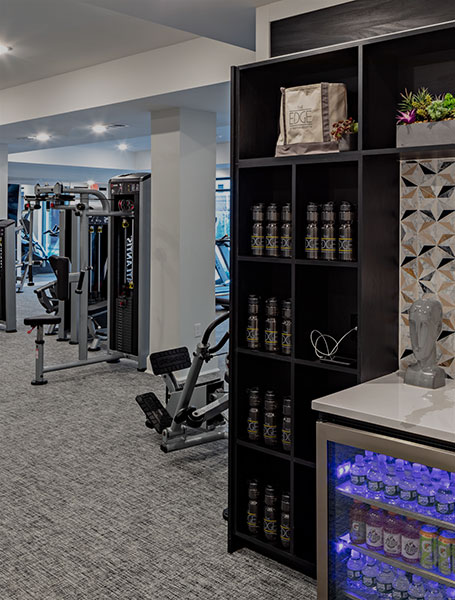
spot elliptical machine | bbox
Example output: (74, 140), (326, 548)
(136, 312), (229, 453)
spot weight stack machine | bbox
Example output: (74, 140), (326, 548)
(0, 219), (17, 332)
(109, 173), (151, 371)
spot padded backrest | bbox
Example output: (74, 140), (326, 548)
(49, 255), (70, 301)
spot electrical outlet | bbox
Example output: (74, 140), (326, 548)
(194, 323), (202, 338)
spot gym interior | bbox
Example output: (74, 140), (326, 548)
(1, 2), (455, 599)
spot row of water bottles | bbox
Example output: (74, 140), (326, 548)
(346, 551), (455, 599)
(348, 452), (455, 517)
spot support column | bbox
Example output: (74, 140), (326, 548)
(150, 108), (216, 359)
(0, 145), (8, 218)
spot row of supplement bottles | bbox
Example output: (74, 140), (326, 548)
(247, 388), (291, 452)
(346, 552), (455, 600)
(251, 202), (292, 258)
(350, 501), (455, 576)
(347, 452), (455, 519)
(305, 200), (355, 261)
(247, 480), (291, 549)
(246, 296), (292, 355)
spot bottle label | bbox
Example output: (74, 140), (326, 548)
(305, 236), (318, 251)
(339, 237), (353, 253)
(438, 542), (452, 574)
(265, 235), (279, 251)
(347, 569), (361, 581)
(246, 327), (259, 343)
(321, 237), (336, 253)
(436, 501), (455, 514)
(351, 474), (366, 486)
(362, 576), (376, 588)
(399, 488), (417, 502)
(366, 524), (383, 548)
(401, 535), (419, 560)
(263, 518), (277, 535)
(263, 424), (277, 442)
(417, 493), (434, 507)
(367, 479), (384, 492)
(280, 524), (290, 543)
(377, 582), (393, 593)
(392, 591), (408, 600)
(419, 537), (436, 569)
(281, 331), (292, 350)
(247, 418), (259, 437)
(384, 484), (399, 497)
(264, 329), (278, 348)
(251, 235), (264, 251)
(281, 428), (291, 449)
(384, 532), (401, 556)
(350, 520), (366, 543)
(247, 512), (257, 528)
(280, 236), (292, 251)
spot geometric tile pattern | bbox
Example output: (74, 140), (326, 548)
(400, 159), (455, 378)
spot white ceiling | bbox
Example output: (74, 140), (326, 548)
(0, 0), (278, 91)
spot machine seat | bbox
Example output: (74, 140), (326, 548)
(24, 315), (62, 327)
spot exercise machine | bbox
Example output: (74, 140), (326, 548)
(0, 219), (17, 332)
(24, 174), (151, 384)
(136, 312), (229, 453)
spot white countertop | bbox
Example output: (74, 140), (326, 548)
(311, 371), (455, 444)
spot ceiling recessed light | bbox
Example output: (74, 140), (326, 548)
(117, 143), (128, 151)
(35, 132), (50, 142)
(0, 45), (12, 55)
(92, 124), (107, 134)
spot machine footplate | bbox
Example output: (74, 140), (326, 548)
(149, 347), (191, 375)
(135, 392), (172, 434)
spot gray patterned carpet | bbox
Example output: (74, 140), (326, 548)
(0, 281), (316, 599)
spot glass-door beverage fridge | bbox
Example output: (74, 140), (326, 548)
(316, 422), (455, 600)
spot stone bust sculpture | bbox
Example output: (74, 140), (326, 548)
(404, 298), (446, 389)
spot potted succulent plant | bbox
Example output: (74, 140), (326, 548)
(396, 88), (455, 147)
(331, 117), (359, 151)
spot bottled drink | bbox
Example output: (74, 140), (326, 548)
(281, 397), (291, 453)
(364, 450), (374, 470)
(346, 549), (364, 590)
(280, 299), (292, 355)
(435, 480), (455, 516)
(378, 454), (388, 475)
(419, 525), (438, 570)
(401, 518), (420, 564)
(247, 387), (261, 442)
(349, 500), (368, 545)
(338, 201), (355, 261)
(400, 469), (418, 505)
(305, 202), (319, 260)
(321, 201), (336, 261)
(263, 484), (278, 542)
(263, 391), (278, 448)
(431, 468), (443, 490)
(246, 295), (260, 350)
(384, 464), (400, 502)
(366, 506), (384, 551)
(280, 492), (291, 549)
(265, 203), (279, 257)
(417, 474), (436, 515)
(251, 203), (264, 256)
(446, 588), (455, 599)
(361, 556), (379, 591)
(376, 563), (394, 599)
(395, 459), (406, 482)
(351, 455), (367, 493)
(450, 472), (455, 496)
(425, 582), (444, 600)
(384, 512), (402, 558)
(280, 203), (292, 258)
(247, 480), (261, 535)
(367, 459), (385, 499)
(438, 530), (455, 575)
(392, 568), (409, 600)
(408, 575), (425, 600)
(264, 297), (279, 353)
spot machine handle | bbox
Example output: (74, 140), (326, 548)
(209, 332), (229, 355)
(201, 311), (229, 345)
(75, 270), (86, 294)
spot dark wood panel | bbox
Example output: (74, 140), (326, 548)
(271, 0), (455, 57)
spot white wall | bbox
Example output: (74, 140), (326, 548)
(0, 145), (7, 218)
(256, 0), (355, 60)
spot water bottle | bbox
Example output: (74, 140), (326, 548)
(367, 459), (385, 499)
(265, 203), (279, 257)
(445, 588), (455, 600)
(263, 484), (278, 542)
(321, 201), (336, 261)
(431, 468), (443, 490)
(408, 575), (425, 600)
(450, 472), (455, 496)
(305, 202), (319, 260)
(384, 464), (400, 502)
(376, 563), (394, 599)
(399, 469), (417, 505)
(351, 455), (367, 493)
(395, 459), (406, 482)
(280, 203), (292, 258)
(417, 474), (436, 515)
(361, 557), (379, 592)
(425, 582), (444, 600)
(392, 568), (409, 600)
(251, 203), (264, 256)
(246, 295), (260, 350)
(346, 550), (364, 590)
(364, 450), (374, 470)
(247, 387), (261, 442)
(435, 480), (455, 515)
(247, 480), (261, 535)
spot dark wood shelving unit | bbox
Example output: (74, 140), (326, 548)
(229, 21), (455, 577)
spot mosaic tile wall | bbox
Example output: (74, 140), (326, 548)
(400, 159), (455, 378)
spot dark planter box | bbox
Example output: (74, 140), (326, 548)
(397, 120), (455, 147)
